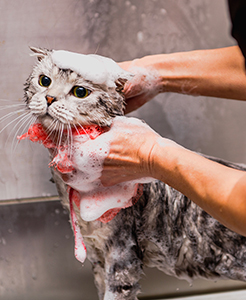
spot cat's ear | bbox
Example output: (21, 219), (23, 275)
(29, 47), (50, 61)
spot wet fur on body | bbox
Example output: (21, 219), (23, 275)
(25, 48), (246, 300)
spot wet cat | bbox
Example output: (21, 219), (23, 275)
(23, 47), (246, 300)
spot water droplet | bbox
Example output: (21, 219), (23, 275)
(176, 287), (180, 291)
(161, 8), (167, 15)
(32, 273), (37, 280)
(137, 31), (144, 43)
(1, 238), (6, 245)
(55, 209), (60, 215)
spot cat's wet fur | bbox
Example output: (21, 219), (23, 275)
(24, 47), (127, 129)
(26, 48), (246, 300)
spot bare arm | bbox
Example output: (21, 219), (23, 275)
(121, 46), (246, 113)
(101, 47), (246, 234)
(101, 117), (246, 237)
(150, 138), (246, 236)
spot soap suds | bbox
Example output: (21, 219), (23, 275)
(18, 117), (153, 223)
(18, 116), (155, 262)
(69, 188), (87, 263)
(66, 116), (154, 222)
(51, 50), (133, 88)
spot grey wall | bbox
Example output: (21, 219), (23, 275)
(1, 0), (245, 201)
(1, 0), (246, 299)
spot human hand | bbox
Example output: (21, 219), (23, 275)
(99, 116), (160, 186)
(59, 116), (159, 188)
(57, 116), (161, 222)
(118, 57), (164, 114)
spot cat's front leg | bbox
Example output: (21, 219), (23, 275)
(86, 248), (106, 300)
(102, 210), (143, 300)
(103, 256), (142, 300)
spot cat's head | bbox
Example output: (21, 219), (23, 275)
(24, 47), (133, 129)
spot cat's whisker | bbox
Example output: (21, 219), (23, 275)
(27, 113), (37, 128)
(94, 43), (100, 55)
(0, 108), (27, 124)
(47, 120), (61, 149)
(0, 103), (26, 111)
(0, 98), (25, 103)
(55, 122), (62, 148)
(53, 121), (61, 142)
(11, 113), (37, 153)
(57, 122), (64, 151)
(68, 123), (73, 158)
(0, 110), (30, 135)
(73, 123), (80, 135)
(46, 119), (57, 133)
(65, 122), (70, 152)
(44, 119), (58, 142)
(77, 123), (91, 140)
(8, 111), (33, 143)
(8, 113), (32, 153)
(64, 117), (73, 157)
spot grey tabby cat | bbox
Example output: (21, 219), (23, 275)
(24, 47), (246, 300)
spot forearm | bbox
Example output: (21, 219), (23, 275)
(150, 138), (246, 236)
(99, 117), (246, 235)
(137, 46), (246, 100)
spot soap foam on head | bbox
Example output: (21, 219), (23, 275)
(124, 63), (162, 100)
(51, 50), (133, 88)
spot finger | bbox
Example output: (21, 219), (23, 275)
(100, 172), (129, 187)
(124, 94), (151, 114)
(60, 170), (77, 183)
(61, 173), (72, 183)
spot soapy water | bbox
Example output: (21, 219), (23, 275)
(52, 49), (161, 111)
(69, 188), (87, 263)
(67, 119), (154, 222)
(51, 50), (133, 89)
(17, 116), (155, 263)
(16, 49), (159, 264)
(18, 117), (154, 223)
(120, 63), (163, 113)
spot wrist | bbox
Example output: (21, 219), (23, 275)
(132, 53), (195, 95)
(148, 136), (184, 181)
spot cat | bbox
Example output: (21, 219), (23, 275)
(22, 47), (246, 300)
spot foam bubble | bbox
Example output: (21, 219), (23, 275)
(19, 118), (155, 223)
(68, 116), (155, 222)
(79, 182), (138, 221)
(127, 65), (162, 97)
(51, 50), (133, 88)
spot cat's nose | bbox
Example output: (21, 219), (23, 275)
(46, 95), (56, 106)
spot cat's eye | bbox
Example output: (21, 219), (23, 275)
(39, 75), (51, 87)
(72, 86), (90, 98)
